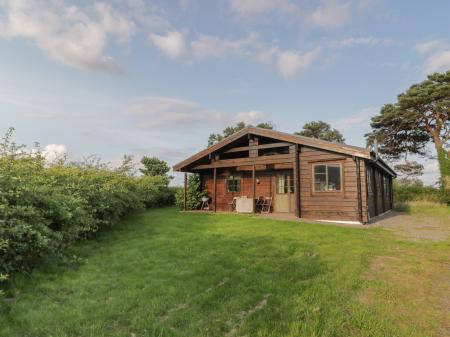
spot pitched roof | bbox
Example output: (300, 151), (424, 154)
(173, 127), (396, 176)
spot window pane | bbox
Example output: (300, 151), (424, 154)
(327, 165), (341, 191)
(277, 175), (285, 194)
(289, 175), (294, 193)
(226, 176), (241, 192)
(314, 172), (327, 191)
(314, 165), (326, 174)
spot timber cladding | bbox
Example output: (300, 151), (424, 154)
(175, 127), (396, 224)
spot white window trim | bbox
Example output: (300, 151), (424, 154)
(312, 163), (343, 193)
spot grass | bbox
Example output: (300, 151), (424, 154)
(1, 207), (449, 337)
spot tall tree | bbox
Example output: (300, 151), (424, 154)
(207, 121), (274, 147)
(295, 120), (345, 143)
(366, 71), (449, 194)
(140, 156), (171, 177)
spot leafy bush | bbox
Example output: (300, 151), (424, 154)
(393, 178), (444, 210)
(0, 129), (175, 275)
(175, 174), (206, 210)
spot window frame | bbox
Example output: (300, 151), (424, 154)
(276, 173), (294, 194)
(226, 174), (242, 193)
(312, 162), (344, 193)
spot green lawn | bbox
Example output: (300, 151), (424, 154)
(1, 207), (448, 337)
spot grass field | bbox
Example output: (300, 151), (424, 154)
(1, 207), (449, 337)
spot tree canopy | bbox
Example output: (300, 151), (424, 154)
(207, 121), (274, 147)
(366, 71), (449, 195)
(295, 120), (345, 143)
(140, 156), (172, 182)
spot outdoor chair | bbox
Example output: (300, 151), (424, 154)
(260, 197), (272, 214)
(255, 196), (265, 212)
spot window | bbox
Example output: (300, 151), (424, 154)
(276, 173), (294, 194)
(313, 164), (342, 192)
(226, 175), (241, 192)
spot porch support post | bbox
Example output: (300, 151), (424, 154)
(252, 164), (256, 213)
(390, 177), (393, 209)
(183, 172), (187, 211)
(213, 168), (217, 212)
(293, 144), (301, 218)
(355, 157), (363, 223)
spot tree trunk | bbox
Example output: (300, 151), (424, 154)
(432, 134), (450, 200)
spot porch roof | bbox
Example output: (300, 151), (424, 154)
(173, 127), (396, 177)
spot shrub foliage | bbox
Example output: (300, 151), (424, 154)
(393, 178), (443, 206)
(0, 128), (174, 275)
(175, 174), (206, 210)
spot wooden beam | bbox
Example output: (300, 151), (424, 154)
(183, 172), (187, 211)
(293, 144), (301, 218)
(252, 165), (256, 213)
(355, 157), (363, 223)
(213, 168), (217, 212)
(192, 153), (294, 170)
(223, 142), (292, 154)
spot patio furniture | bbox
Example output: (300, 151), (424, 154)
(201, 196), (210, 210)
(260, 197), (272, 214)
(255, 196), (265, 212)
(235, 196), (253, 213)
(228, 196), (238, 211)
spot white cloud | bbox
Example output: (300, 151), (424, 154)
(125, 96), (226, 129)
(125, 96), (268, 130)
(118, 0), (169, 30)
(333, 107), (379, 130)
(310, 0), (351, 28)
(329, 37), (392, 49)
(233, 110), (265, 124)
(229, 0), (300, 17)
(149, 31), (186, 59)
(415, 40), (442, 54)
(276, 48), (321, 79)
(423, 50), (450, 74)
(191, 32), (260, 60)
(42, 144), (68, 163)
(0, 0), (135, 73)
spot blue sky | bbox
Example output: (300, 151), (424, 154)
(1, 0), (449, 185)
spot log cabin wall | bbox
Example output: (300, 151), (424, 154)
(200, 145), (371, 222)
(365, 163), (394, 220)
(299, 146), (367, 222)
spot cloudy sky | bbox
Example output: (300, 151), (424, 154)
(1, 0), (449, 185)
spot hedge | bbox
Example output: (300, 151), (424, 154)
(0, 137), (175, 275)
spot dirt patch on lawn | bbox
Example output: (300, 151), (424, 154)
(360, 248), (450, 337)
(373, 211), (450, 241)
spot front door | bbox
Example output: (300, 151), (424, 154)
(274, 172), (294, 213)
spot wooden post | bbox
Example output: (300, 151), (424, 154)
(373, 168), (378, 216)
(381, 174), (386, 213)
(183, 172), (187, 211)
(355, 157), (363, 223)
(252, 164), (256, 213)
(293, 144), (301, 218)
(390, 177), (394, 209)
(213, 168), (217, 212)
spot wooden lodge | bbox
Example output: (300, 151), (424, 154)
(173, 127), (396, 224)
